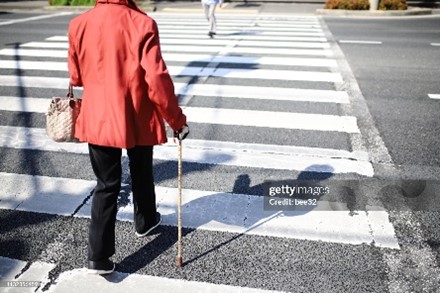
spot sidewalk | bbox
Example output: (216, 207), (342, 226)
(0, 0), (438, 16)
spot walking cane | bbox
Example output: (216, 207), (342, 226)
(175, 125), (188, 268)
(176, 137), (183, 267)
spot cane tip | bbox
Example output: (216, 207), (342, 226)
(176, 257), (183, 267)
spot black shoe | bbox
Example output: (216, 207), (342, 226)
(88, 259), (115, 275)
(135, 212), (162, 238)
(208, 31), (215, 38)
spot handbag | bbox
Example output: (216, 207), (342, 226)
(46, 83), (82, 143)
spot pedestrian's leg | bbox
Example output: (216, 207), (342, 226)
(127, 145), (157, 234)
(209, 4), (217, 33)
(87, 144), (122, 262)
(203, 3), (210, 21)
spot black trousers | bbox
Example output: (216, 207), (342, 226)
(87, 143), (156, 261)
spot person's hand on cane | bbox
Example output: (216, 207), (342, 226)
(174, 124), (190, 141)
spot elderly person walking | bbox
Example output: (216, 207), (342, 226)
(68, 0), (188, 275)
(201, 0), (224, 38)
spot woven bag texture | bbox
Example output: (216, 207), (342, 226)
(46, 97), (81, 142)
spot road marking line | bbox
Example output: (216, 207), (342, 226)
(154, 19), (321, 27)
(428, 94), (440, 99)
(1, 48), (337, 67)
(430, 43), (440, 47)
(0, 172), (94, 215)
(18, 42), (333, 56)
(52, 267), (281, 293)
(174, 84), (349, 103)
(156, 24), (324, 32)
(0, 48), (67, 58)
(0, 256), (55, 290)
(0, 77), (349, 104)
(182, 107), (360, 133)
(0, 12), (72, 26)
(338, 40), (382, 45)
(159, 29), (327, 37)
(152, 38), (330, 48)
(0, 60), (67, 71)
(0, 126), (372, 175)
(0, 61), (342, 82)
(0, 173), (396, 247)
(0, 75), (68, 89)
(43, 36), (330, 48)
(173, 66), (342, 82)
(47, 34), (329, 42)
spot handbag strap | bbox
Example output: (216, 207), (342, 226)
(67, 83), (74, 99)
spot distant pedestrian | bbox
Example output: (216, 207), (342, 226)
(201, 0), (224, 38)
(67, 0), (188, 275)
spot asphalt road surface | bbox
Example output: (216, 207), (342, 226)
(0, 8), (439, 293)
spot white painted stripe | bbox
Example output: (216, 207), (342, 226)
(18, 41), (333, 56)
(155, 20), (321, 27)
(154, 38), (331, 49)
(175, 84), (349, 103)
(0, 75), (68, 89)
(21, 42), (68, 49)
(0, 256), (55, 293)
(156, 24), (323, 32)
(0, 48), (67, 58)
(209, 67), (341, 82)
(0, 126), (372, 175)
(52, 267), (281, 293)
(157, 29), (326, 37)
(430, 43), (440, 46)
(0, 60), (67, 71)
(23, 40), (331, 49)
(0, 124), (363, 160)
(0, 61), (342, 82)
(165, 45), (334, 56)
(163, 138), (368, 161)
(0, 86), (348, 114)
(47, 34), (328, 42)
(183, 107), (360, 133)
(0, 172), (94, 215)
(0, 77), (349, 104)
(0, 96), (53, 113)
(17, 41), (333, 56)
(171, 65), (342, 82)
(0, 48), (337, 67)
(0, 12), (73, 26)
(428, 94), (440, 99)
(164, 54), (338, 68)
(0, 173), (396, 248)
(339, 40), (382, 45)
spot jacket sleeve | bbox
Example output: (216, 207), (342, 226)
(67, 27), (83, 87)
(140, 20), (187, 131)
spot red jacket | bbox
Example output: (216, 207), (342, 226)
(68, 0), (186, 149)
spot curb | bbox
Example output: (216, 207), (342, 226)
(316, 7), (433, 16)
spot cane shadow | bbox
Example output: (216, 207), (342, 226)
(178, 165), (335, 267)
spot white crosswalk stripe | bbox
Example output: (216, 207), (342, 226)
(0, 13), (396, 254)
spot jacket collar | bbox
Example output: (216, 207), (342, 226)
(96, 0), (130, 4)
(95, 0), (146, 14)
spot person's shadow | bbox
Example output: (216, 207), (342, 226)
(108, 164), (335, 282)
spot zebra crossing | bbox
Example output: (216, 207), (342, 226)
(0, 12), (400, 292)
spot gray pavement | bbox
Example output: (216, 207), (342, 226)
(0, 1), (434, 293)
